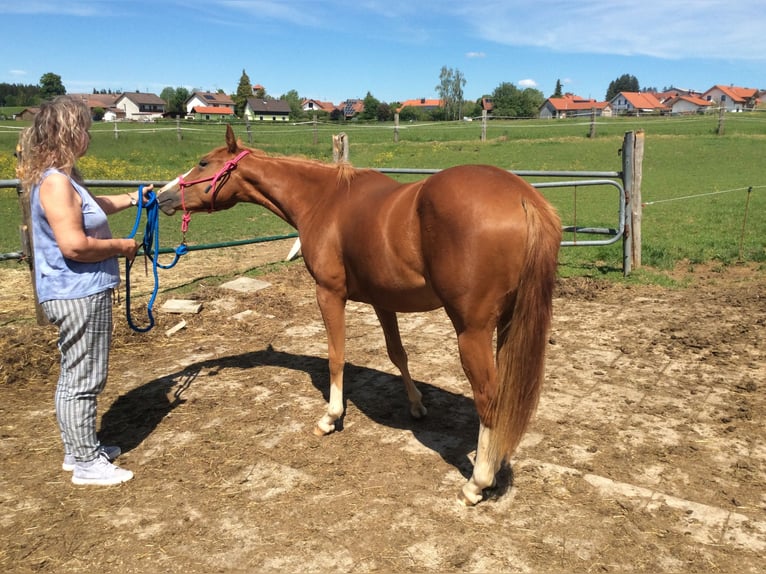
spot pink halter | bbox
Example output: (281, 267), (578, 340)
(178, 149), (251, 214)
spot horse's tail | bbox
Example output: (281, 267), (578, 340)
(488, 195), (562, 464)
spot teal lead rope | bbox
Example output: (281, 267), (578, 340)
(124, 185), (189, 332)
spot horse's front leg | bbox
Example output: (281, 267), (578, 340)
(374, 307), (427, 419)
(314, 287), (347, 436)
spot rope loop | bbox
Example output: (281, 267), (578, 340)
(124, 185), (188, 333)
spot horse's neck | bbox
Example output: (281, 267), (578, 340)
(251, 157), (340, 228)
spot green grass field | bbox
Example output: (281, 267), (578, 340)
(1, 114), (764, 281)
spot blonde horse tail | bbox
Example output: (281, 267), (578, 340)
(488, 196), (562, 465)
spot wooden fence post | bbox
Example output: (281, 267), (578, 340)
(481, 109), (487, 142)
(717, 104), (725, 136)
(394, 113), (399, 143)
(16, 184), (47, 325)
(332, 133), (349, 163)
(588, 108), (596, 138)
(621, 130), (644, 275)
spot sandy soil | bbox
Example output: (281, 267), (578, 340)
(1, 240), (764, 573)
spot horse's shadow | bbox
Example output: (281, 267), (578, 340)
(100, 345), (513, 494)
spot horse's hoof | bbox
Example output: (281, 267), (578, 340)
(458, 483), (483, 506)
(457, 490), (481, 507)
(313, 421), (334, 436)
(410, 404), (428, 419)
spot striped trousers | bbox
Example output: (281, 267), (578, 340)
(42, 290), (113, 464)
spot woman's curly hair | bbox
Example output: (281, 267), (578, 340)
(16, 95), (92, 189)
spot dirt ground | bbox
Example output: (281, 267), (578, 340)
(1, 239), (764, 573)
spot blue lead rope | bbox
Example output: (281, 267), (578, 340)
(124, 185), (189, 332)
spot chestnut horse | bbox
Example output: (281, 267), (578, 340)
(157, 125), (561, 505)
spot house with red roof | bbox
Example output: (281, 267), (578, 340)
(338, 99), (365, 119)
(396, 98), (443, 113)
(609, 92), (669, 115)
(302, 99), (336, 113)
(665, 94), (713, 115)
(539, 94), (612, 119)
(702, 85), (760, 112)
(185, 91), (235, 115)
(188, 106), (236, 120)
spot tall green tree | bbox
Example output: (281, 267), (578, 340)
(435, 66), (466, 120)
(280, 89), (302, 120)
(605, 74), (640, 101)
(160, 86), (191, 116)
(553, 79), (563, 97)
(491, 82), (544, 118)
(39, 72), (66, 100)
(234, 69), (252, 117)
(360, 91), (380, 121)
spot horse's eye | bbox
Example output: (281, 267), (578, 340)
(198, 159), (208, 168)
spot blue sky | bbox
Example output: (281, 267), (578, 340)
(1, 0), (763, 104)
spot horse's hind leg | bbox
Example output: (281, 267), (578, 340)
(459, 422), (503, 506)
(452, 326), (503, 505)
(374, 307), (427, 418)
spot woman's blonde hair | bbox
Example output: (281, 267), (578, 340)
(16, 95), (92, 189)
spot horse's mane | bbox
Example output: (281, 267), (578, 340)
(240, 144), (364, 187)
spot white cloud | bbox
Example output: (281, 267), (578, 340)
(518, 79), (538, 89)
(466, 52), (486, 59)
(454, 0), (766, 61)
(9, 69), (27, 77)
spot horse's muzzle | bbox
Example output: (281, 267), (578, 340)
(156, 189), (181, 215)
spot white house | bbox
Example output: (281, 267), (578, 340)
(244, 97), (291, 121)
(666, 94), (713, 115)
(608, 92), (669, 115)
(702, 85), (760, 112)
(302, 99), (335, 113)
(185, 91), (235, 114)
(114, 92), (165, 121)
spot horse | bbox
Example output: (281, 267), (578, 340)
(157, 125), (562, 505)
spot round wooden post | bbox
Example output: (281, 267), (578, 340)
(621, 130), (644, 275)
(15, 178), (47, 324)
(630, 130), (644, 269)
(394, 113), (399, 143)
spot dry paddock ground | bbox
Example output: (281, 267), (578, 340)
(1, 239), (764, 573)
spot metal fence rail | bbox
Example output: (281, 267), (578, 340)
(1, 168), (627, 258)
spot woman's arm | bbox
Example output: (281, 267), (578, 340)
(39, 172), (141, 262)
(95, 184), (154, 215)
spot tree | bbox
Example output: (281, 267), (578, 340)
(376, 102), (393, 122)
(435, 66), (466, 121)
(360, 92), (380, 121)
(160, 86), (191, 116)
(280, 89), (302, 120)
(234, 69), (252, 117)
(553, 79), (563, 98)
(605, 74), (640, 101)
(490, 82), (544, 118)
(39, 72), (66, 100)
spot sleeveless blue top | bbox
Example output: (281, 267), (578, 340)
(31, 169), (120, 303)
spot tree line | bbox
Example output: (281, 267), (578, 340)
(2, 69), (647, 121)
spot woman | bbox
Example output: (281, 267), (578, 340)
(17, 95), (151, 486)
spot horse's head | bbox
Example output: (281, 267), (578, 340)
(157, 124), (249, 215)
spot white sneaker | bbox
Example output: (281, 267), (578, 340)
(72, 455), (133, 486)
(63, 445), (121, 471)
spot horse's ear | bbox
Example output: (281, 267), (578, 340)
(225, 124), (238, 153)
